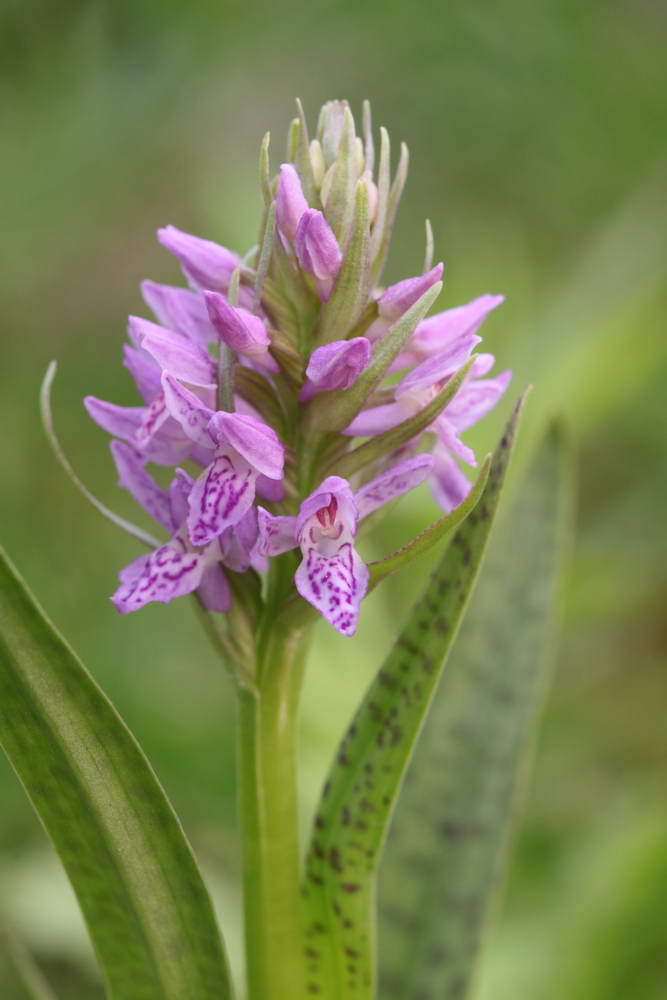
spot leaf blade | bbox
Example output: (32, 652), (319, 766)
(378, 421), (573, 999)
(301, 393), (528, 998)
(0, 547), (234, 1000)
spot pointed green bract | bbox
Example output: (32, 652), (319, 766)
(379, 422), (573, 1000)
(0, 548), (234, 1000)
(316, 180), (371, 346)
(324, 106), (357, 243)
(300, 394), (527, 999)
(367, 454), (491, 590)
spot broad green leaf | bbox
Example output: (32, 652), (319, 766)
(301, 393), (527, 999)
(0, 931), (56, 1000)
(0, 547), (233, 1000)
(378, 421), (573, 1000)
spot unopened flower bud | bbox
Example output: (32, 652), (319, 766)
(275, 164), (308, 243)
(295, 209), (342, 300)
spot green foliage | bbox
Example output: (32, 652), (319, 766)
(0, 548), (233, 1000)
(300, 394), (526, 998)
(379, 422), (573, 999)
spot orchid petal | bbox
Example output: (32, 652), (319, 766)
(130, 319), (216, 385)
(432, 415), (477, 466)
(446, 370), (512, 432)
(295, 210), (342, 280)
(296, 476), (357, 540)
(110, 440), (172, 530)
(157, 225), (241, 292)
(377, 262), (444, 322)
(275, 164), (309, 242)
(395, 332), (481, 397)
(411, 293), (505, 358)
(187, 446), (258, 547)
(112, 530), (208, 613)
(256, 508), (298, 557)
(141, 280), (215, 347)
(161, 373), (215, 448)
(207, 411), (284, 480)
(342, 400), (413, 437)
(295, 541), (368, 637)
(430, 448), (472, 513)
(168, 469), (195, 528)
(197, 564), (232, 613)
(219, 508), (259, 572)
(84, 397), (146, 441)
(355, 454), (434, 519)
(301, 338), (371, 401)
(122, 345), (161, 404)
(204, 292), (278, 371)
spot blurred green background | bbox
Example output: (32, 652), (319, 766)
(1, 1), (666, 996)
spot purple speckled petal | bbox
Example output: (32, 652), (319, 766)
(207, 411), (285, 480)
(295, 541), (368, 637)
(112, 529), (208, 614)
(295, 210), (342, 299)
(275, 164), (309, 242)
(396, 332), (481, 398)
(161, 373), (215, 448)
(130, 319), (215, 386)
(135, 393), (171, 448)
(378, 263), (444, 322)
(141, 280), (215, 347)
(411, 294), (505, 359)
(84, 396), (192, 466)
(354, 454), (434, 519)
(110, 440), (172, 530)
(157, 225), (241, 293)
(301, 338), (371, 401)
(187, 446), (258, 547)
(445, 370), (512, 432)
(256, 507), (298, 557)
(123, 346), (161, 404)
(197, 564), (232, 612)
(430, 447), (472, 514)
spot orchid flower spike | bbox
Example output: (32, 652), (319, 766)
(75, 98), (511, 638)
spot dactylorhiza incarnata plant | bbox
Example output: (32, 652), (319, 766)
(2, 98), (571, 1000)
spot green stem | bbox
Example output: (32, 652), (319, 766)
(237, 622), (311, 1000)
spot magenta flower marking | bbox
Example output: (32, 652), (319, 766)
(82, 100), (511, 630)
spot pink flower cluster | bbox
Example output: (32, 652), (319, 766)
(86, 100), (510, 635)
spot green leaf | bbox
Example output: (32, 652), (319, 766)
(378, 421), (573, 1000)
(0, 547), (234, 1000)
(300, 393), (527, 999)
